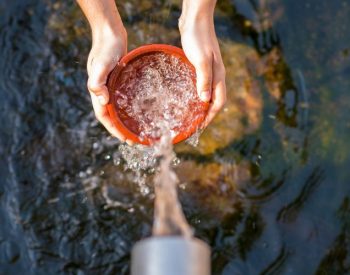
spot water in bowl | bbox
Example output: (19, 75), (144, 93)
(113, 52), (206, 142)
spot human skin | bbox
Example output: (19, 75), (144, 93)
(180, 0), (226, 127)
(77, 0), (226, 144)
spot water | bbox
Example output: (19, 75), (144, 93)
(119, 136), (193, 238)
(114, 50), (202, 238)
(1, 0), (350, 274)
(152, 133), (192, 238)
(112, 52), (206, 141)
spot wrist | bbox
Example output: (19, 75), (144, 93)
(91, 21), (126, 46)
(179, 0), (216, 33)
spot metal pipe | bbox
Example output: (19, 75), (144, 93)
(131, 236), (211, 275)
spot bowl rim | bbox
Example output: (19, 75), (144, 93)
(106, 44), (209, 145)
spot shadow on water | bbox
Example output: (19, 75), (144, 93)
(0, 0), (350, 274)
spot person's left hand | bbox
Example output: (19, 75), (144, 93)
(179, 15), (226, 127)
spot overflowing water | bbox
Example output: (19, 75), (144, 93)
(112, 52), (207, 141)
(114, 51), (202, 237)
(112, 51), (206, 237)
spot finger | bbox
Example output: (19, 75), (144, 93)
(194, 57), (213, 102)
(90, 92), (126, 142)
(203, 81), (226, 128)
(87, 51), (94, 75)
(87, 63), (112, 105)
(125, 139), (134, 146)
(202, 63), (226, 128)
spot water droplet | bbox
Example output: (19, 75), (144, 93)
(179, 183), (187, 190)
(173, 157), (181, 166)
(128, 208), (135, 213)
(78, 171), (86, 178)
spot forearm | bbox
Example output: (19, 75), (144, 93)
(77, 0), (124, 43)
(179, 0), (216, 32)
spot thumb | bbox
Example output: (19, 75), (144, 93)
(195, 59), (213, 102)
(87, 63), (111, 105)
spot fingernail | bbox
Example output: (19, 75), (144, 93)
(200, 90), (211, 102)
(97, 95), (107, 105)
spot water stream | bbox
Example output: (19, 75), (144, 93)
(113, 51), (200, 237)
(153, 133), (193, 237)
(119, 131), (193, 237)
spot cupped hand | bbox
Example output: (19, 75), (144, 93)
(179, 17), (226, 127)
(86, 26), (132, 143)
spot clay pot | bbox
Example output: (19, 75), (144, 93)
(106, 44), (209, 145)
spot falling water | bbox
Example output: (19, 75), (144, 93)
(152, 131), (193, 237)
(115, 52), (205, 237)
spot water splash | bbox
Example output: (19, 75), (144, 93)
(118, 130), (193, 237)
(113, 52), (206, 142)
(113, 52), (203, 237)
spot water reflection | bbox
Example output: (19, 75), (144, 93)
(0, 0), (349, 274)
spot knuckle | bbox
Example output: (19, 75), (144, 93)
(87, 79), (94, 91)
(87, 79), (101, 94)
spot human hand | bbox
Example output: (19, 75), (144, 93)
(86, 25), (130, 143)
(179, 2), (226, 127)
(77, 0), (136, 144)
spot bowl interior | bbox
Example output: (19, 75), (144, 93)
(106, 45), (209, 145)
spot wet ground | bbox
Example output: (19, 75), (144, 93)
(1, 0), (350, 274)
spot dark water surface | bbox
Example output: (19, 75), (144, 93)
(1, 0), (350, 274)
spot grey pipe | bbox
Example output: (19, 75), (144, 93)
(131, 236), (211, 275)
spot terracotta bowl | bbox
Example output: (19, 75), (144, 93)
(106, 44), (209, 145)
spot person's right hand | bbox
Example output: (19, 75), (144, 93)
(86, 25), (129, 143)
